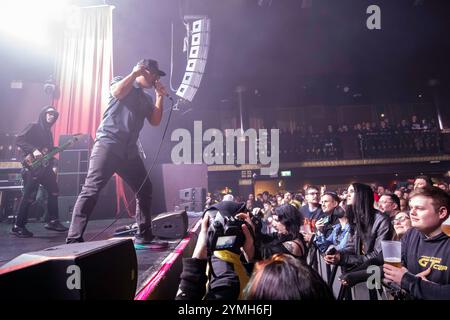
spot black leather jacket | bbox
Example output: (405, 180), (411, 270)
(340, 211), (393, 268)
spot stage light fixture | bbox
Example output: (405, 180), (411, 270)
(0, 0), (69, 46)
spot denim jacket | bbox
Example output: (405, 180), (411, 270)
(315, 223), (350, 253)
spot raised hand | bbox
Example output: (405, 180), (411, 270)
(132, 63), (147, 78)
(154, 79), (167, 98)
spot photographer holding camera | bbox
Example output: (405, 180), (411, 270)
(176, 201), (256, 300)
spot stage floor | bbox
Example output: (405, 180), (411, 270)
(0, 216), (201, 298)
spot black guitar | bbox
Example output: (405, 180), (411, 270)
(22, 134), (81, 174)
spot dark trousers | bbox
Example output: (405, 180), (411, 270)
(16, 167), (59, 227)
(67, 142), (152, 243)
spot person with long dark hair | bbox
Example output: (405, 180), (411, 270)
(259, 204), (307, 261)
(324, 182), (393, 268)
(244, 253), (335, 300)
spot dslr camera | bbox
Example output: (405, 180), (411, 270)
(205, 201), (259, 256)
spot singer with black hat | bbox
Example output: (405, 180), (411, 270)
(66, 58), (168, 245)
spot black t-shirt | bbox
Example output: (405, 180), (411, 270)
(96, 76), (155, 159)
(299, 204), (323, 220)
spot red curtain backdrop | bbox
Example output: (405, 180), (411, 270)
(52, 5), (133, 217)
(52, 5), (114, 140)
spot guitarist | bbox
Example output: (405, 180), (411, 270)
(12, 106), (68, 238)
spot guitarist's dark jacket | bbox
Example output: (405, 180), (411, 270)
(16, 106), (59, 158)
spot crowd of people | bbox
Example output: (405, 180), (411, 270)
(173, 115), (444, 163)
(176, 174), (450, 300)
(277, 115), (442, 161)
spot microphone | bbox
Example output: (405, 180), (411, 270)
(145, 87), (173, 102)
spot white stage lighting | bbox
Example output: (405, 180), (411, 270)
(0, 0), (69, 46)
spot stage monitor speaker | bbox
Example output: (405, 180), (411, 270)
(151, 210), (188, 239)
(0, 239), (137, 300)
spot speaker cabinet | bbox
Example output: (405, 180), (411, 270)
(59, 150), (89, 173)
(58, 173), (87, 196)
(58, 134), (93, 150)
(150, 164), (207, 213)
(58, 195), (117, 223)
(179, 187), (206, 203)
(176, 17), (210, 102)
(0, 239), (137, 300)
(179, 201), (204, 213)
(151, 210), (188, 239)
(58, 176), (117, 222)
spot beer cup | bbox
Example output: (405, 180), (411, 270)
(381, 240), (402, 268)
(442, 216), (450, 237)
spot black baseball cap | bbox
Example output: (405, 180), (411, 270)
(137, 59), (166, 76)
